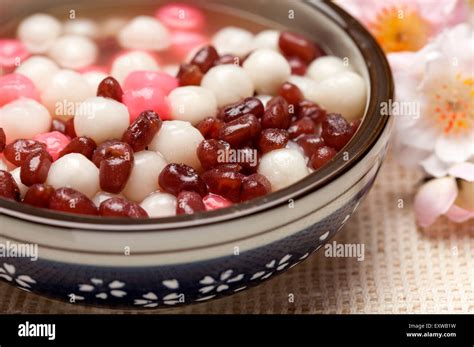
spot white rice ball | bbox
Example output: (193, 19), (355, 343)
(48, 35), (98, 69)
(41, 69), (94, 119)
(212, 27), (254, 58)
(305, 71), (367, 121)
(307, 56), (351, 82)
(0, 98), (51, 143)
(252, 30), (280, 51)
(63, 19), (99, 39)
(256, 95), (273, 108)
(100, 17), (129, 38)
(168, 87), (217, 125)
(10, 167), (28, 198)
(92, 191), (121, 207)
(15, 56), (60, 92)
(111, 51), (160, 84)
(47, 153), (99, 198)
(122, 151), (168, 202)
(149, 120), (204, 170)
(288, 75), (319, 100)
(82, 71), (108, 94)
(17, 14), (62, 54)
(140, 192), (177, 218)
(162, 64), (179, 77)
(258, 149), (309, 191)
(243, 49), (291, 95)
(201, 65), (254, 107)
(0, 159), (7, 171)
(74, 97), (130, 144)
(118, 16), (170, 51)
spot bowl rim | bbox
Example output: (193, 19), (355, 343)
(0, 0), (394, 230)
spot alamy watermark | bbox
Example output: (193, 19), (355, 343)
(217, 148), (258, 167)
(380, 99), (420, 119)
(324, 241), (365, 262)
(0, 241), (38, 261)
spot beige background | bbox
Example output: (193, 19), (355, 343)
(1, 153), (473, 314)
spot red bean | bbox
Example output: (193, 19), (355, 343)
(159, 163), (207, 197)
(309, 146), (337, 170)
(0, 170), (20, 201)
(99, 142), (134, 194)
(97, 76), (123, 102)
(202, 168), (245, 202)
(190, 45), (219, 73)
(258, 128), (289, 153)
(0, 128), (5, 152)
(298, 100), (326, 123)
(196, 117), (224, 139)
(177, 63), (203, 86)
(261, 97), (291, 129)
(216, 163), (243, 172)
(176, 191), (206, 215)
(241, 173), (271, 201)
(218, 114), (262, 147)
(50, 119), (66, 135)
(288, 117), (316, 139)
(20, 150), (52, 186)
(99, 197), (148, 218)
(3, 139), (46, 166)
(288, 56), (307, 75)
(279, 31), (323, 64)
(197, 139), (230, 170)
(59, 136), (97, 159)
(214, 54), (239, 66)
(65, 118), (77, 138)
(235, 146), (259, 173)
(321, 113), (353, 150)
(92, 139), (122, 167)
(278, 82), (304, 112)
(23, 184), (54, 208)
(122, 110), (162, 152)
(48, 187), (98, 215)
(296, 134), (326, 158)
(218, 97), (264, 122)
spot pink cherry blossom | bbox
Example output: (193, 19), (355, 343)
(336, 0), (468, 53)
(414, 162), (474, 227)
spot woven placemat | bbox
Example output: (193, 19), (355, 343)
(1, 151), (473, 314)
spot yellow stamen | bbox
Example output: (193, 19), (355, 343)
(368, 6), (431, 53)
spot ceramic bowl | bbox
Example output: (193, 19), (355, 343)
(0, 0), (393, 309)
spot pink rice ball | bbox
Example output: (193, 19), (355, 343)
(155, 4), (205, 31)
(203, 193), (232, 211)
(123, 86), (171, 122)
(34, 131), (70, 161)
(170, 31), (209, 60)
(123, 71), (178, 95)
(0, 39), (30, 71)
(0, 73), (40, 107)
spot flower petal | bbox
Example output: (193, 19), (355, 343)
(198, 285), (215, 294)
(108, 280), (125, 289)
(4, 263), (15, 275)
(162, 279), (179, 289)
(445, 204), (474, 223)
(143, 292), (158, 300)
(110, 290), (127, 298)
(448, 162), (474, 182)
(220, 269), (233, 281)
(79, 284), (94, 292)
(420, 154), (453, 178)
(414, 177), (458, 227)
(435, 135), (474, 164)
(16, 275), (36, 284)
(199, 276), (215, 285)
